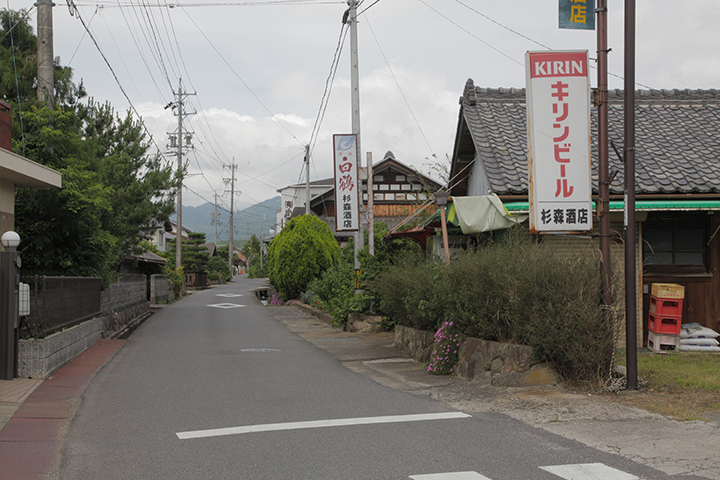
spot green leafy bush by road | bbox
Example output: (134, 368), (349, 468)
(374, 227), (619, 383)
(268, 215), (340, 301)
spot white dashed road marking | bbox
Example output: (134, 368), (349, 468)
(216, 293), (244, 297)
(539, 463), (639, 479)
(176, 411), (471, 440)
(410, 472), (492, 479)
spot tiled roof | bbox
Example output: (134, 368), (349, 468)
(457, 79), (720, 196)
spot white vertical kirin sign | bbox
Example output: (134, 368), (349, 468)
(526, 50), (592, 233)
(333, 134), (360, 231)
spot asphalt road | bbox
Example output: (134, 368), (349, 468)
(58, 276), (696, 480)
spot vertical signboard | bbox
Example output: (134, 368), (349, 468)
(559, 0), (595, 30)
(526, 50), (592, 233)
(333, 134), (359, 231)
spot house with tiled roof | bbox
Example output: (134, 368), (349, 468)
(447, 79), (720, 342)
(309, 151), (442, 240)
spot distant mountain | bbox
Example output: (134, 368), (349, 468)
(172, 196), (280, 244)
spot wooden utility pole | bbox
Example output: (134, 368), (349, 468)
(596, 1), (612, 350)
(624, 0), (638, 389)
(36, 0), (54, 107)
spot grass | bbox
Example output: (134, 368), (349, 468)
(615, 349), (720, 422)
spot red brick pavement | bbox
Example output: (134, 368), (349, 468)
(0, 339), (124, 479)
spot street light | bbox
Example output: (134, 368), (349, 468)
(1, 231), (20, 251)
(1, 230), (20, 379)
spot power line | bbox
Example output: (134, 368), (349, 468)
(365, 15), (434, 156)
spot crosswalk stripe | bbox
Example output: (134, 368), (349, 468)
(539, 463), (639, 480)
(410, 472), (492, 479)
(410, 463), (638, 480)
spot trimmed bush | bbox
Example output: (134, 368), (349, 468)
(268, 215), (341, 300)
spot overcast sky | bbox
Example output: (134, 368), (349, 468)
(11, 0), (720, 218)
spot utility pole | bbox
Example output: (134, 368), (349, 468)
(348, 0), (364, 272)
(167, 78), (195, 270)
(367, 152), (374, 255)
(212, 192), (220, 247)
(624, 0), (638, 390)
(224, 162), (237, 273)
(304, 144), (310, 215)
(36, 0), (54, 107)
(596, 0), (612, 360)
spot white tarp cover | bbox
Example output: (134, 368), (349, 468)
(453, 195), (528, 234)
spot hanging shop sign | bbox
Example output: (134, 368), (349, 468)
(333, 134), (360, 231)
(526, 50), (592, 233)
(559, 0), (595, 30)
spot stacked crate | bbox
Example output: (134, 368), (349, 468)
(648, 283), (685, 353)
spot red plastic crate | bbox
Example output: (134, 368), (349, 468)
(649, 296), (683, 316)
(648, 312), (682, 335)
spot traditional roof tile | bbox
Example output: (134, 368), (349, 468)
(453, 79), (720, 196)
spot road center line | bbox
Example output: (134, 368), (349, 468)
(176, 411), (471, 440)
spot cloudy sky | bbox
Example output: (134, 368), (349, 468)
(11, 0), (720, 218)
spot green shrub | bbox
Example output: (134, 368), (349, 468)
(164, 266), (184, 298)
(375, 226), (616, 383)
(208, 272), (220, 281)
(268, 215), (340, 300)
(307, 261), (356, 327)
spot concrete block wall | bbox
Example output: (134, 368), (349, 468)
(18, 318), (102, 378)
(100, 274), (146, 313)
(18, 274), (152, 379)
(150, 274), (172, 305)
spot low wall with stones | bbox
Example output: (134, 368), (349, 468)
(18, 318), (103, 379)
(394, 325), (560, 387)
(18, 275), (154, 379)
(100, 274), (146, 313)
(150, 274), (173, 305)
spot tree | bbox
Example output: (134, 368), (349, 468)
(207, 255), (231, 282)
(240, 234), (261, 259)
(4, 10), (175, 285)
(168, 232), (209, 273)
(268, 215), (340, 301)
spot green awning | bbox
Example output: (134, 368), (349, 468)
(503, 200), (720, 213)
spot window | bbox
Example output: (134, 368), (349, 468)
(643, 212), (706, 273)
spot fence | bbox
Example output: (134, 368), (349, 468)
(19, 276), (102, 337)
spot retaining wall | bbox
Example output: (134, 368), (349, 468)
(18, 274), (154, 379)
(150, 274), (173, 305)
(394, 325), (559, 386)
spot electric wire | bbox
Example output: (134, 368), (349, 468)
(365, 15), (434, 157)
(178, 4), (305, 148)
(65, 0), (170, 163)
(417, 0), (523, 68)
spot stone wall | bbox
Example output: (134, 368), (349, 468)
(100, 274), (146, 313)
(150, 274), (173, 305)
(18, 318), (102, 379)
(18, 274), (153, 379)
(394, 325), (560, 387)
